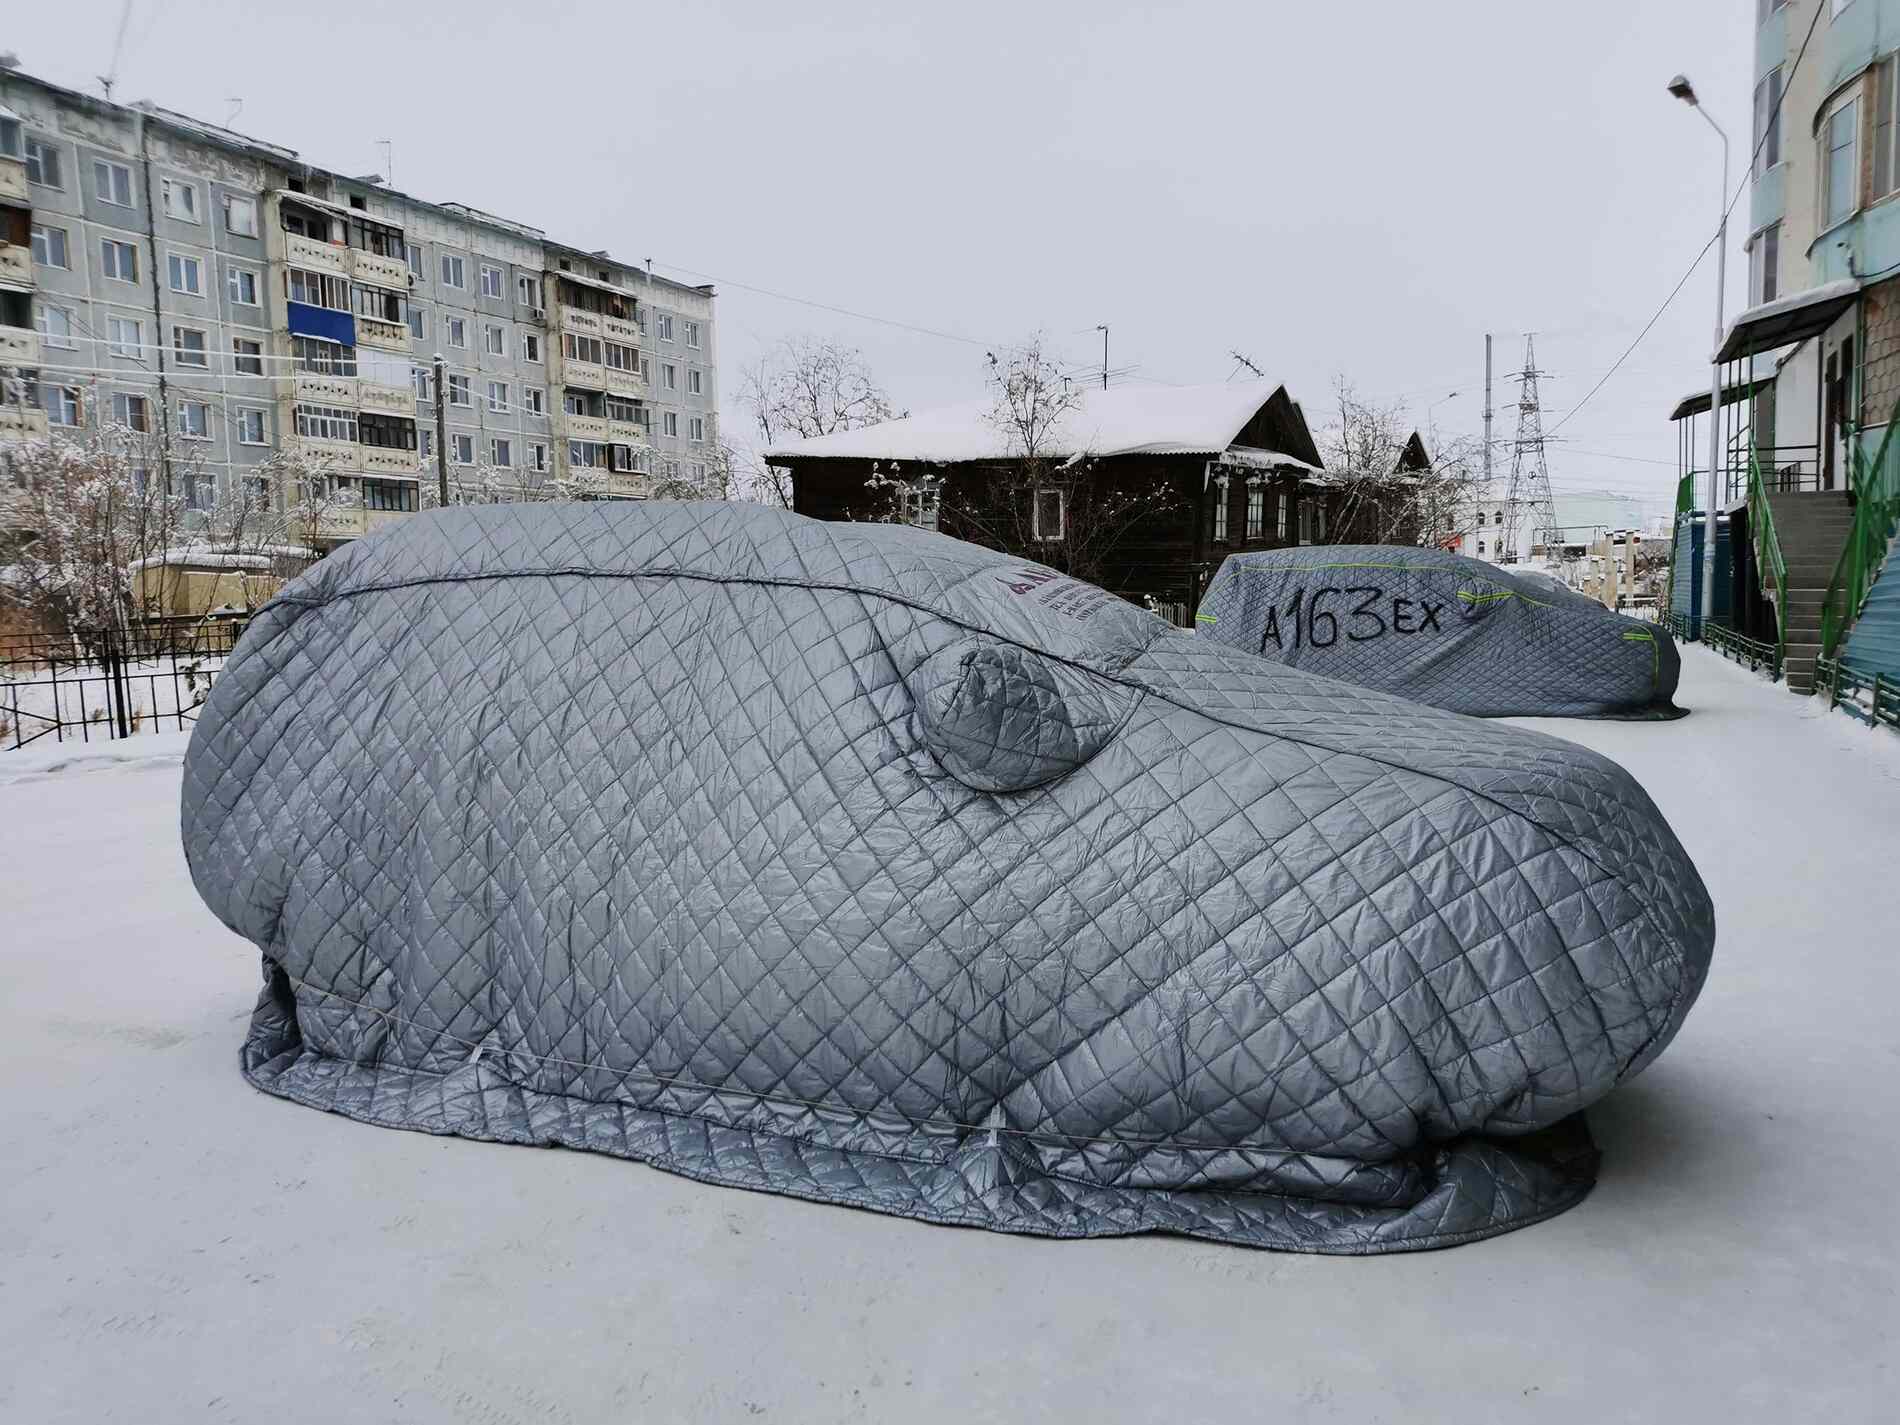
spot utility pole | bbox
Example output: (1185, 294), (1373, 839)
(1096, 325), (1109, 390)
(1482, 333), (1493, 486)
(432, 352), (450, 508)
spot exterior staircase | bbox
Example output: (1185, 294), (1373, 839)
(1764, 491), (1856, 694)
(1841, 539), (1900, 684)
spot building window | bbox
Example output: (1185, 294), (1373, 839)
(440, 254), (466, 289)
(238, 408), (268, 445)
(289, 268), (350, 311)
(94, 159), (133, 207)
(490, 437), (512, 468)
(448, 374), (472, 406)
(689, 416), (705, 442)
(413, 367), (433, 402)
(407, 307), (426, 340)
(405, 242), (424, 276)
(292, 335), (356, 375)
(1476, 509), (1486, 526)
(564, 332), (603, 365)
(452, 432), (475, 465)
(685, 320), (700, 348)
(1478, 539), (1487, 556)
(524, 387), (545, 416)
(1822, 95), (1859, 229)
(1874, 57), (1900, 203)
(362, 479), (419, 512)
(605, 341), (639, 372)
(445, 316), (467, 348)
(640, 357), (651, 385)
(1753, 67), (1781, 177)
(484, 323), (506, 356)
(687, 368), (703, 395)
(172, 326), (207, 368)
(1750, 222), (1781, 305)
(1033, 487), (1065, 541)
(662, 363), (677, 390)
(161, 177), (200, 223)
(107, 316), (143, 358)
(606, 395), (639, 424)
(480, 264), (504, 299)
(418, 427), (434, 460)
(42, 384), (81, 426)
(656, 313), (674, 341)
(30, 223), (70, 269)
(568, 439), (607, 469)
(24, 135), (63, 188)
(296, 404), (358, 443)
(1211, 478), (1230, 543)
(354, 284), (408, 325)
(528, 442), (549, 472)
(1275, 492), (1289, 541)
(488, 380), (509, 413)
(517, 274), (543, 308)
(223, 194), (258, 237)
(35, 305), (77, 349)
(523, 332), (543, 363)
(232, 338), (264, 375)
(168, 253), (203, 296)
(227, 265), (259, 305)
(101, 238), (139, 283)
(177, 399), (211, 439)
(1245, 481), (1264, 539)
(662, 410), (678, 437)
(359, 413), (418, 451)
(111, 392), (150, 432)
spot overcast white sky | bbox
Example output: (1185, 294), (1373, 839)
(10, 1), (1753, 520)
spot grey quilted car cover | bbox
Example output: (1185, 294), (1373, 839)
(182, 504), (1714, 1254)
(1196, 545), (1684, 719)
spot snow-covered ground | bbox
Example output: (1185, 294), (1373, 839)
(3, 650), (1896, 1423)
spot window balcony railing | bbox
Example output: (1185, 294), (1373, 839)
(0, 325), (41, 366)
(561, 308), (603, 337)
(352, 250), (411, 291)
(0, 403), (49, 442)
(602, 314), (640, 346)
(294, 371), (357, 406)
(285, 232), (349, 275)
(312, 506), (366, 540)
(608, 419), (644, 447)
(362, 446), (420, 476)
(564, 412), (610, 441)
(606, 366), (641, 399)
(0, 156), (28, 205)
(0, 242), (32, 287)
(563, 361), (606, 391)
(358, 381), (415, 416)
(355, 315), (409, 352)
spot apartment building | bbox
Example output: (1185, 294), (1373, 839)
(0, 64), (718, 547)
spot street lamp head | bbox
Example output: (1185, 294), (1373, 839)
(1667, 74), (1698, 105)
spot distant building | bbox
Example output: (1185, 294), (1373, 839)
(767, 380), (1365, 622)
(0, 65), (718, 548)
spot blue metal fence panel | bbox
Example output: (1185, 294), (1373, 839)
(286, 301), (355, 347)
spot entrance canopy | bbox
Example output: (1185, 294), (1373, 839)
(1714, 279), (1860, 364)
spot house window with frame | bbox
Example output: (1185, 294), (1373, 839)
(445, 316), (467, 349)
(1822, 94), (1859, 229)
(1033, 487), (1065, 541)
(24, 135), (63, 188)
(223, 194), (258, 237)
(1245, 480), (1265, 539)
(35, 305), (77, 349)
(288, 268), (350, 311)
(528, 442), (549, 473)
(177, 399), (211, 439)
(689, 415), (705, 442)
(523, 332), (543, 363)
(42, 384), (81, 427)
(107, 316), (144, 358)
(227, 265), (259, 305)
(611, 444), (636, 473)
(1753, 67), (1781, 177)
(419, 427), (434, 460)
(484, 323), (506, 357)
(413, 367), (433, 402)
(656, 313), (674, 341)
(687, 368), (703, 395)
(111, 392), (151, 432)
(524, 387), (546, 416)
(605, 341), (638, 372)
(1873, 57), (1900, 202)
(452, 432), (475, 465)
(407, 306), (426, 341)
(296, 404), (358, 443)
(481, 264), (505, 299)
(685, 320), (700, 348)
(516, 273), (542, 308)
(405, 242), (424, 277)
(490, 437), (513, 468)
(232, 337), (264, 375)
(292, 335), (356, 375)
(901, 481), (940, 531)
(237, 408), (269, 445)
(359, 413), (417, 452)
(94, 159), (133, 207)
(564, 332), (603, 365)
(1275, 492), (1289, 541)
(361, 479), (419, 513)
(31, 223), (70, 269)
(102, 238), (139, 283)
(440, 254), (466, 289)
(662, 362), (678, 390)
(161, 177), (200, 223)
(447, 374), (472, 406)
(488, 380), (509, 413)
(1211, 478), (1230, 543)
(168, 253), (203, 296)
(662, 410), (678, 437)
(606, 395), (639, 423)
(354, 284), (408, 325)
(1750, 222), (1781, 305)
(568, 439), (607, 469)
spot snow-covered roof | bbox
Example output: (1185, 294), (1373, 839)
(131, 544), (317, 573)
(764, 380), (1308, 466)
(1715, 278), (1861, 363)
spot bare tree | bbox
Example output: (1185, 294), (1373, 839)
(1319, 377), (1483, 548)
(741, 335), (897, 507)
(939, 337), (1179, 586)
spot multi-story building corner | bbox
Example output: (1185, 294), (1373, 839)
(0, 62), (718, 552)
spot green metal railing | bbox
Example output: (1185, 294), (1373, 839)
(1819, 403), (1900, 658)
(1818, 653), (1900, 731)
(1704, 620), (1783, 680)
(1744, 446), (1789, 663)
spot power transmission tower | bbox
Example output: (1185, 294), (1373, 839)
(1500, 335), (1560, 565)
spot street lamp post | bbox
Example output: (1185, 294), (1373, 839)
(1669, 73), (1729, 637)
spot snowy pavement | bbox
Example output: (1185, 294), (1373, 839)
(3, 650), (1896, 1423)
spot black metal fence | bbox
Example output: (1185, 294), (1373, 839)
(0, 621), (247, 750)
